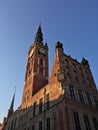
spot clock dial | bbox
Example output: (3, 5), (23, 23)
(39, 48), (46, 55)
(29, 48), (34, 57)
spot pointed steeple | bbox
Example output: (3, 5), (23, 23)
(9, 93), (15, 110)
(34, 25), (43, 43)
(7, 89), (16, 119)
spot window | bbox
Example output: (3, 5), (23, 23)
(39, 121), (42, 130)
(73, 63), (76, 68)
(93, 96), (98, 108)
(69, 86), (75, 100)
(46, 117), (50, 130)
(81, 73), (83, 77)
(83, 115), (91, 130)
(33, 102), (36, 117)
(39, 98), (43, 113)
(78, 89), (84, 103)
(86, 93), (92, 106)
(54, 73), (56, 77)
(92, 117), (98, 130)
(65, 59), (69, 63)
(46, 93), (50, 109)
(14, 117), (17, 129)
(83, 80), (85, 84)
(27, 90), (30, 100)
(66, 65), (69, 69)
(43, 60), (45, 67)
(67, 72), (70, 77)
(37, 67), (39, 74)
(40, 58), (43, 66)
(10, 120), (14, 130)
(73, 112), (81, 130)
(27, 127), (30, 130)
(75, 76), (78, 82)
(32, 125), (35, 130)
(8, 122), (10, 130)
(40, 67), (43, 74)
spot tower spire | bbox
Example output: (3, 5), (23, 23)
(34, 25), (43, 43)
(7, 88), (16, 119)
(9, 92), (15, 110)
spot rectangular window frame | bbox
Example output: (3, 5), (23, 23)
(32, 125), (35, 130)
(39, 98), (43, 113)
(69, 86), (75, 100)
(39, 121), (42, 130)
(86, 93), (92, 106)
(83, 115), (91, 130)
(93, 96), (98, 108)
(73, 111), (81, 130)
(46, 117), (50, 130)
(46, 93), (50, 109)
(78, 89), (84, 103)
(33, 102), (36, 117)
(92, 117), (98, 130)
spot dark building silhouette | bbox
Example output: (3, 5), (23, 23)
(0, 25), (98, 130)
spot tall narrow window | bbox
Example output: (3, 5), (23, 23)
(39, 98), (43, 113)
(8, 122), (10, 130)
(14, 117), (17, 129)
(43, 60), (45, 67)
(39, 121), (42, 130)
(46, 93), (50, 109)
(27, 90), (30, 100)
(32, 125), (35, 130)
(37, 67), (39, 74)
(93, 96), (98, 108)
(10, 120), (14, 130)
(83, 115), (91, 130)
(33, 102), (36, 117)
(86, 93), (92, 106)
(27, 127), (30, 130)
(78, 89), (84, 103)
(92, 117), (98, 130)
(38, 57), (40, 65)
(40, 58), (43, 66)
(69, 86), (75, 100)
(46, 117), (50, 130)
(73, 112), (81, 130)
(40, 67), (43, 75)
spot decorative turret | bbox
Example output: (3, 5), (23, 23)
(81, 57), (89, 67)
(34, 25), (43, 43)
(55, 41), (64, 52)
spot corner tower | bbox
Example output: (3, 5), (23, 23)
(21, 25), (48, 108)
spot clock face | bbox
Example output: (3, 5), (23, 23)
(29, 48), (34, 57)
(39, 48), (46, 55)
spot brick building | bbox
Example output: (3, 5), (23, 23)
(1, 25), (98, 130)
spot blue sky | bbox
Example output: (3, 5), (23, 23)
(0, 0), (98, 122)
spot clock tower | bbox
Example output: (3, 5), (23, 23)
(21, 25), (48, 108)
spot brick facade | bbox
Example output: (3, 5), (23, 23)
(1, 26), (98, 130)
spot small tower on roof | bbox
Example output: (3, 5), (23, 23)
(55, 41), (64, 51)
(7, 90), (15, 119)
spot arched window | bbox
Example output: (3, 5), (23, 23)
(40, 58), (43, 66)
